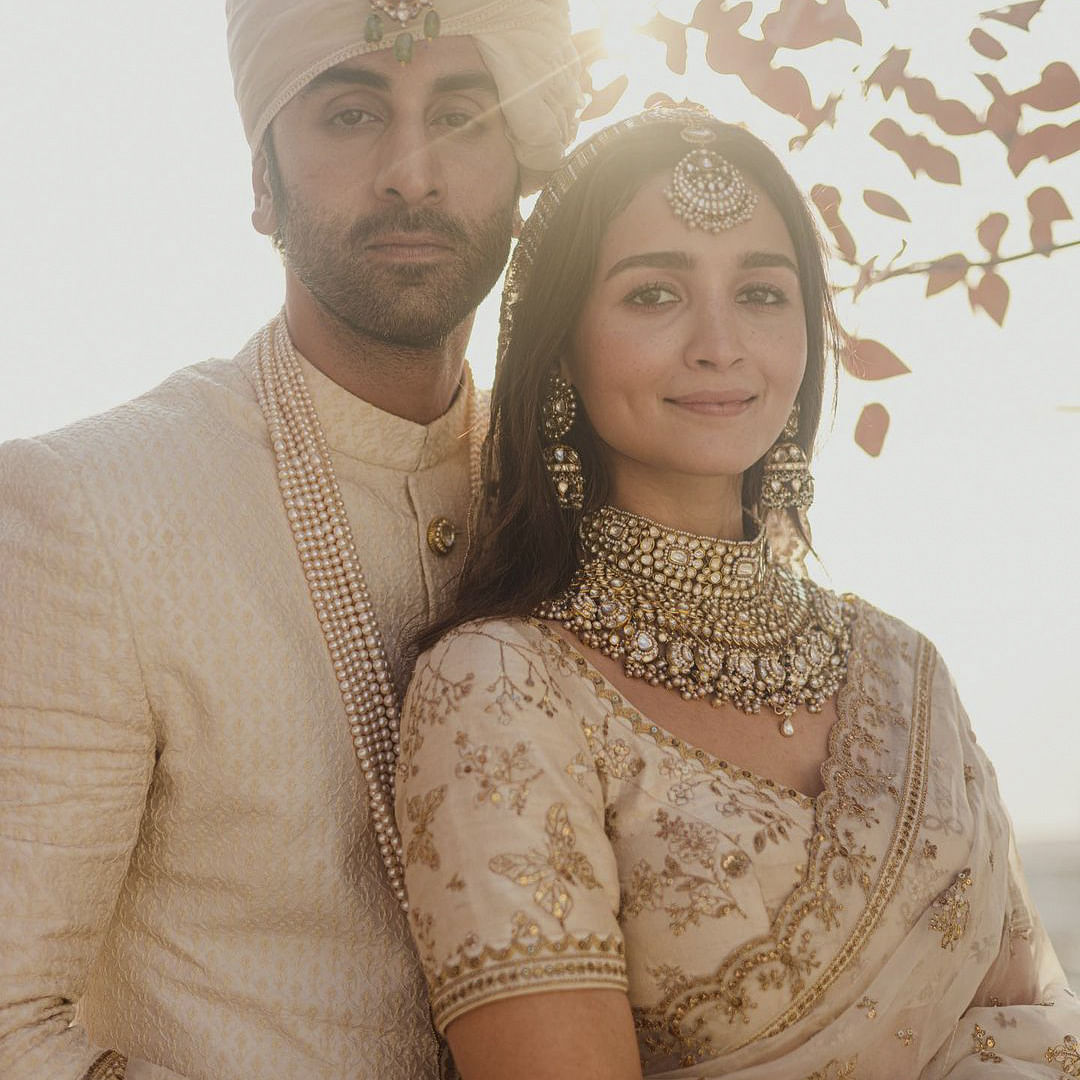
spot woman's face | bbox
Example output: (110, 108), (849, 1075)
(567, 171), (808, 507)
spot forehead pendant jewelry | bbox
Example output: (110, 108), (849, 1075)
(665, 123), (757, 232)
(365, 1), (441, 63)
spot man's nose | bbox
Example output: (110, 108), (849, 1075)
(371, 122), (444, 206)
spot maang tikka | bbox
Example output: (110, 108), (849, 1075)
(761, 406), (814, 511)
(665, 119), (758, 232)
(541, 372), (584, 510)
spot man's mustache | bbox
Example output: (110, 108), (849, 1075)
(350, 208), (470, 247)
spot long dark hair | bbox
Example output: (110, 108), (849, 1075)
(419, 112), (840, 653)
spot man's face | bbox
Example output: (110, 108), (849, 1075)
(257, 37), (519, 349)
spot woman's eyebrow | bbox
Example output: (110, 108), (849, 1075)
(603, 251), (693, 281)
(741, 250), (799, 275)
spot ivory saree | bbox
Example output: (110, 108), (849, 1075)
(397, 599), (1078, 1078)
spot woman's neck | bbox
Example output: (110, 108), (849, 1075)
(607, 471), (745, 541)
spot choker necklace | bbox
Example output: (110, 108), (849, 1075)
(537, 506), (852, 736)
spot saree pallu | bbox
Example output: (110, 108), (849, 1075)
(397, 600), (1078, 1079)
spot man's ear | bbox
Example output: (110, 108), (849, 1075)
(251, 146), (278, 237)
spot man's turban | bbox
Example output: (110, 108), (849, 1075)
(226, 0), (582, 191)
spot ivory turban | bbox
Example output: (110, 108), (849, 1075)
(226, 0), (582, 191)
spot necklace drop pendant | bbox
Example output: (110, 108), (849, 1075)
(780, 718), (796, 737)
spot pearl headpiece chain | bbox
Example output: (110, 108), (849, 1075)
(250, 314), (482, 910)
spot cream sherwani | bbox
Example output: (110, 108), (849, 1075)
(0, 323), (473, 1079)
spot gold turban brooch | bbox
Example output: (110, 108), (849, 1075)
(226, 0), (582, 192)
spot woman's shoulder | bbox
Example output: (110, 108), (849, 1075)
(410, 617), (574, 698)
(417, 616), (551, 667)
(838, 590), (934, 654)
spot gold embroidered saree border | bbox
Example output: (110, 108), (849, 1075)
(429, 935), (628, 1033)
(735, 630), (935, 1047)
(83, 1050), (127, 1080)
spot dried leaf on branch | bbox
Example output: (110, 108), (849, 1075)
(977, 213), (1009, 255)
(863, 190), (911, 221)
(843, 339), (911, 381)
(968, 271), (1011, 325)
(811, 185), (857, 261)
(925, 256), (971, 297)
(970, 29), (1007, 59)
(1028, 187), (1073, 251)
(870, 119), (963, 184)
(855, 404), (891, 457)
(982, 1), (1046, 31)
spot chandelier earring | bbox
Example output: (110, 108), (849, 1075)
(540, 371), (584, 510)
(761, 405), (814, 511)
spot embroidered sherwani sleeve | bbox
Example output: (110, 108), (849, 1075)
(0, 438), (164, 1080)
(396, 621), (628, 1034)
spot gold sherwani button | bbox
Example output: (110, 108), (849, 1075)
(427, 516), (458, 556)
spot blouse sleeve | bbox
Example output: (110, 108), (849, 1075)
(395, 620), (628, 1034)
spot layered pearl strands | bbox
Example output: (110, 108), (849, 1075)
(251, 317), (481, 911)
(538, 507), (853, 735)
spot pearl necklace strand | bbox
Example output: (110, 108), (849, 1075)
(250, 315), (482, 911)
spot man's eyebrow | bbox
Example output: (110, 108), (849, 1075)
(300, 65), (390, 96)
(432, 71), (500, 97)
(741, 250), (799, 275)
(299, 67), (499, 99)
(604, 251), (694, 280)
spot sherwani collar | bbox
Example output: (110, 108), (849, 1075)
(296, 351), (472, 472)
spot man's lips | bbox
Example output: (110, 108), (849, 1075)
(364, 232), (454, 257)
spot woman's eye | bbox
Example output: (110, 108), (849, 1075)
(626, 283), (680, 308)
(738, 284), (787, 306)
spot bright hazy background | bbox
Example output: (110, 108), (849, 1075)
(2, 1), (1077, 859)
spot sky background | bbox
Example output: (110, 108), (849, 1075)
(2, 1), (1078, 842)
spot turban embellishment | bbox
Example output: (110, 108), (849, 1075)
(365, 1), (441, 63)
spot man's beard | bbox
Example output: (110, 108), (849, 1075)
(274, 194), (514, 350)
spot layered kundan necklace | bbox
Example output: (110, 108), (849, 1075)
(249, 314), (481, 911)
(538, 506), (852, 736)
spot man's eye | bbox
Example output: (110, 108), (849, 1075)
(437, 112), (478, 130)
(331, 108), (378, 127)
(738, 284), (786, 305)
(626, 283), (679, 308)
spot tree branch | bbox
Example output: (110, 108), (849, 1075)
(836, 238), (1080, 293)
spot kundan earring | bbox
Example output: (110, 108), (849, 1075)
(541, 372), (584, 510)
(761, 405), (814, 511)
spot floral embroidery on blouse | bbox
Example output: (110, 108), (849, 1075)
(454, 731), (543, 813)
(403, 785), (447, 870)
(621, 809), (748, 934)
(488, 802), (602, 926)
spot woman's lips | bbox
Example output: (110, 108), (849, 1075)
(666, 393), (757, 417)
